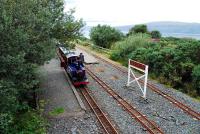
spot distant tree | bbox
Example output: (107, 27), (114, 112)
(151, 30), (161, 38)
(127, 24), (148, 35)
(90, 25), (123, 48)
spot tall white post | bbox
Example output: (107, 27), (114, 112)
(143, 66), (148, 98)
(127, 59), (131, 86)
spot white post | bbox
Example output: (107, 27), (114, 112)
(143, 66), (148, 98)
(127, 59), (131, 86)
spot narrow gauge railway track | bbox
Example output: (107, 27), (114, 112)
(86, 68), (164, 134)
(80, 87), (118, 134)
(86, 50), (200, 120)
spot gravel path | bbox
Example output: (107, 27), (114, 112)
(86, 58), (200, 134)
(38, 58), (103, 134)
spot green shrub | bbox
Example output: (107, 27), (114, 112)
(110, 33), (200, 97)
(110, 50), (121, 61)
(129, 47), (148, 63)
(110, 33), (150, 61)
(192, 65), (200, 95)
(15, 111), (47, 134)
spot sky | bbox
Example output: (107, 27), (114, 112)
(65, 0), (200, 26)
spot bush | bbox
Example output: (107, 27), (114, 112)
(110, 34), (200, 97)
(192, 65), (200, 95)
(110, 33), (150, 60)
(110, 50), (121, 61)
(14, 111), (47, 134)
(90, 25), (123, 48)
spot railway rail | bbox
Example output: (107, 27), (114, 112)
(86, 67), (164, 134)
(84, 48), (200, 120)
(80, 87), (118, 134)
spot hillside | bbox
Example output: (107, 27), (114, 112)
(83, 21), (200, 39)
(116, 21), (200, 39)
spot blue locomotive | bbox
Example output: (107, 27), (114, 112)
(58, 46), (89, 86)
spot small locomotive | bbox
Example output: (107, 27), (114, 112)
(58, 46), (89, 86)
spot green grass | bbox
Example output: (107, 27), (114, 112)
(49, 107), (65, 116)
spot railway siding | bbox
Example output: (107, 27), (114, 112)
(80, 46), (200, 134)
(86, 67), (164, 134)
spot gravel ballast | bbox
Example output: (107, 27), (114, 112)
(86, 58), (200, 134)
(87, 75), (149, 134)
(47, 112), (102, 134)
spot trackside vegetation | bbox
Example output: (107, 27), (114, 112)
(0, 0), (83, 133)
(110, 35), (200, 97)
(87, 24), (200, 98)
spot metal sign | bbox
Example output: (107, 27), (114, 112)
(127, 59), (149, 98)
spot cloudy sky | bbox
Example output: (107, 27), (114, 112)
(65, 0), (200, 26)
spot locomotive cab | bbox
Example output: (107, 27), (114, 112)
(66, 53), (88, 86)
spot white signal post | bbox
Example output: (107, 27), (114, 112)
(127, 59), (149, 99)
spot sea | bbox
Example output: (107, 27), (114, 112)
(82, 29), (200, 40)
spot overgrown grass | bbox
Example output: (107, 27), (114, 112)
(110, 33), (150, 61)
(14, 111), (47, 134)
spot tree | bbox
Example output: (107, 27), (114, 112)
(151, 30), (161, 38)
(0, 0), (83, 133)
(127, 24), (148, 35)
(90, 25), (123, 48)
(53, 9), (84, 46)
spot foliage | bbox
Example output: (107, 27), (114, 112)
(53, 9), (84, 47)
(90, 24), (124, 48)
(14, 111), (47, 134)
(150, 30), (161, 38)
(110, 34), (150, 61)
(0, 0), (83, 133)
(110, 34), (200, 97)
(192, 65), (200, 95)
(127, 24), (148, 35)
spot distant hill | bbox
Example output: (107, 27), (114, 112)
(115, 21), (200, 39)
(83, 21), (200, 39)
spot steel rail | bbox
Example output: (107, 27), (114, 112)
(80, 87), (118, 134)
(89, 52), (200, 120)
(86, 68), (164, 134)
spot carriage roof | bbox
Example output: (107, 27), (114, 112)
(66, 53), (78, 58)
(59, 46), (79, 58)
